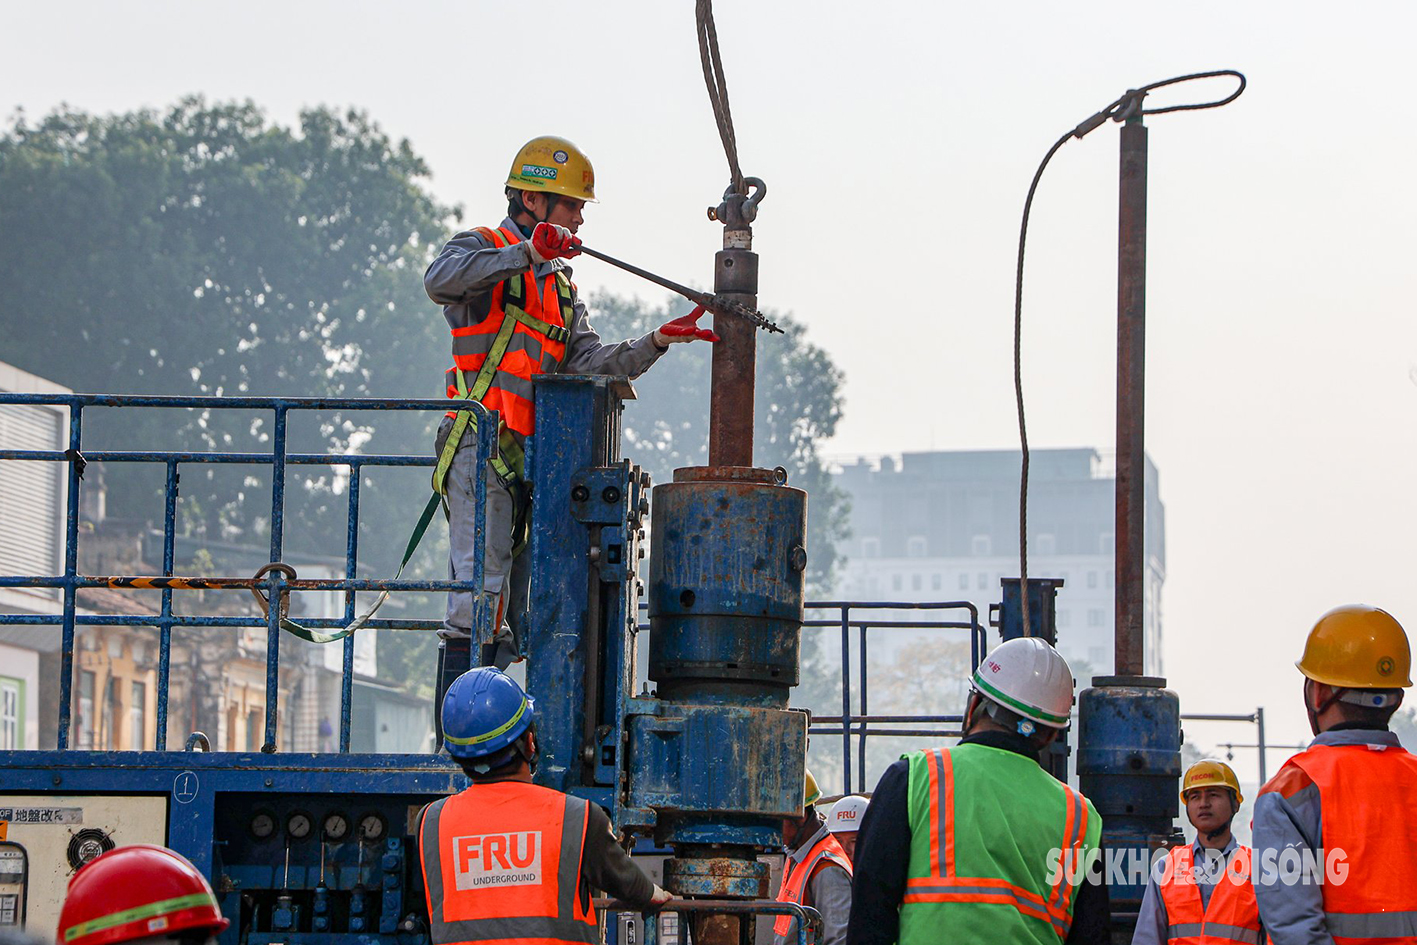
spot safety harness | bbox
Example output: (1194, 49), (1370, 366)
(432, 226), (574, 555)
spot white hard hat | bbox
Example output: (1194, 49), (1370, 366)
(971, 637), (1075, 731)
(827, 795), (869, 833)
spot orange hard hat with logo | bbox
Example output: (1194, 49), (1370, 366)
(1296, 605), (1412, 689)
(506, 136), (596, 203)
(1181, 760), (1243, 805)
(58, 845), (229, 945)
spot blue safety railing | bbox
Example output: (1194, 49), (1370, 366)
(0, 392), (495, 754)
(0, 392), (988, 784)
(806, 600), (985, 794)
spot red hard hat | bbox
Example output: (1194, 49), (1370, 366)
(58, 845), (229, 945)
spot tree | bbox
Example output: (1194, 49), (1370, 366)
(0, 98), (458, 557)
(0, 102), (850, 701)
(0, 98), (460, 692)
(584, 291), (849, 595)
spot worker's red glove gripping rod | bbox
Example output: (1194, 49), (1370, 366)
(656, 305), (719, 344)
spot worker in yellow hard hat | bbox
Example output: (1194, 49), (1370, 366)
(426, 137), (719, 711)
(1131, 760), (1261, 945)
(1252, 605), (1417, 941)
(774, 769), (853, 945)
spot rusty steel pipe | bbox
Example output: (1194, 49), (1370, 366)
(1114, 116), (1148, 677)
(708, 235), (759, 467)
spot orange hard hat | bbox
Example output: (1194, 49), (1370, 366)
(1181, 759), (1243, 805)
(1296, 605), (1412, 689)
(506, 136), (596, 203)
(59, 845), (229, 945)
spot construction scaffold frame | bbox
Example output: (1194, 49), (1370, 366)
(0, 392), (986, 794)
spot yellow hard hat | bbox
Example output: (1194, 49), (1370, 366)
(1181, 760), (1243, 805)
(1296, 605), (1412, 689)
(505, 136), (596, 203)
(804, 769), (821, 807)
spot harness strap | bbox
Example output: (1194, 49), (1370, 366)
(432, 270), (571, 497)
(275, 490), (443, 645)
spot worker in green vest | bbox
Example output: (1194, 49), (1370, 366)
(846, 637), (1110, 945)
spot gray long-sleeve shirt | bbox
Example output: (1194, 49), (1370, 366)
(424, 216), (665, 387)
(775, 817), (852, 945)
(1131, 836), (1262, 945)
(1251, 727), (1406, 945)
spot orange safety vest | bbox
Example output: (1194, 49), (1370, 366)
(1278, 741), (1417, 943)
(444, 226), (573, 438)
(772, 830), (852, 940)
(1156, 844), (1261, 945)
(418, 781), (598, 945)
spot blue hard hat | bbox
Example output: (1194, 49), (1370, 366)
(441, 668), (536, 760)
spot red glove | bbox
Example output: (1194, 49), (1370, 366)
(529, 222), (581, 263)
(654, 305), (720, 346)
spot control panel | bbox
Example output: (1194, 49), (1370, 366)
(0, 794), (168, 936)
(212, 793), (433, 945)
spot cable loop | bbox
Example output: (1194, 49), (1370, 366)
(1014, 69), (1244, 637)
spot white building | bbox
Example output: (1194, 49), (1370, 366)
(0, 361), (70, 751)
(831, 448), (1165, 679)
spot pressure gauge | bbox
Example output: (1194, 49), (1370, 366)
(286, 811), (313, 840)
(249, 811), (277, 840)
(357, 813), (386, 842)
(323, 812), (350, 842)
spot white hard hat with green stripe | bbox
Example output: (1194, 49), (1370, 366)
(971, 637), (1075, 731)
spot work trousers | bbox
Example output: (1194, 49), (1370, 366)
(435, 416), (526, 666)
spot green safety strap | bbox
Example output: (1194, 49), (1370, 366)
(507, 298), (571, 345)
(276, 490), (443, 645)
(431, 275), (567, 495)
(63, 893), (216, 942)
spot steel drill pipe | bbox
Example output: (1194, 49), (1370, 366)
(1114, 117), (1149, 678)
(708, 245), (759, 467)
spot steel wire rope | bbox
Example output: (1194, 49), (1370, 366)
(1012, 70), (1245, 641)
(696, 0), (746, 195)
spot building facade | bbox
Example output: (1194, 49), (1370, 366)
(0, 362), (70, 750)
(831, 448), (1165, 678)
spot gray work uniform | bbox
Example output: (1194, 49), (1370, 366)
(425, 217), (665, 652)
(1251, 728), (1412, 945)
(775, 818), (853, 945)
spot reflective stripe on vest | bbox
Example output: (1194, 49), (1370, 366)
(899, 745), (1101, 945)
(771, 831), (852, 940)
(418, 782), (598, 945)
(1281, 743), (1417, 943)
(1157, 845), (1261, 945)
(443, 226), (572, 439)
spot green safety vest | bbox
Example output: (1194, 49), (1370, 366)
(900, 744), (1101, 945)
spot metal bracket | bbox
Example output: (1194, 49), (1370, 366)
(250, 562), (296, 620)
(707, 176), (766, 228)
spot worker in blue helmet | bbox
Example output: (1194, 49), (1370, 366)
(417, 668), (670, 944)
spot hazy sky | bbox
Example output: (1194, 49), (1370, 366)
(6, 1), (1416, 774)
